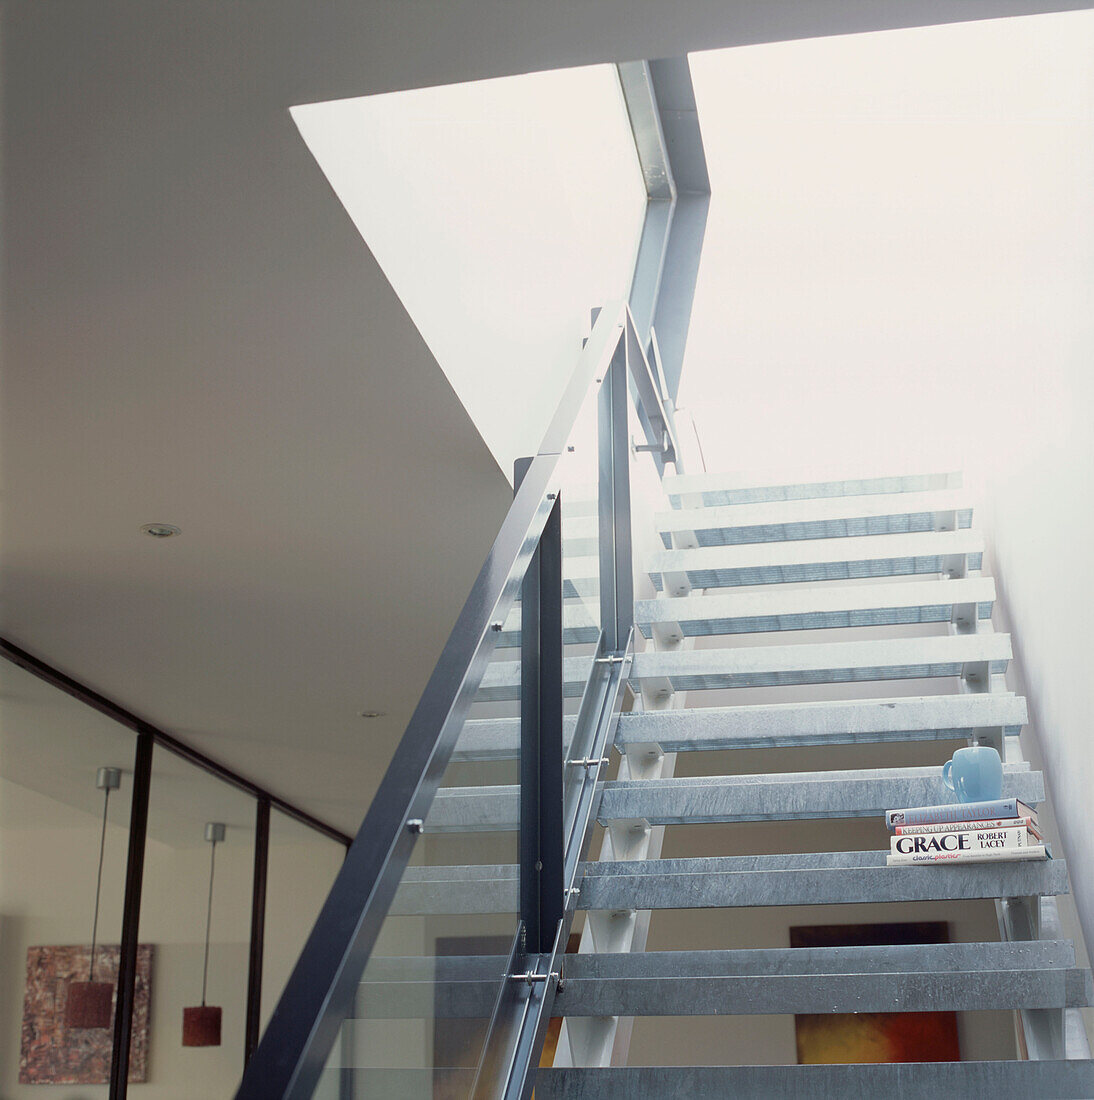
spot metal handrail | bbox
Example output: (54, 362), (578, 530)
(236, 301), (668, 1099)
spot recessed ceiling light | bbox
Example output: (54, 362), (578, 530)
(358, 710), (386, 719)
(141, 523), (181, 538)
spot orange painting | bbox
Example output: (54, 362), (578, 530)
(20, 944), (153, 1084)
(790, 922), (960, 1065)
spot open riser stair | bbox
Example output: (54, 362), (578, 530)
(357, 468), (1094, 1098)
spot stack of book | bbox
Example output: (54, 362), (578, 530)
(885, 797), (1049, 866)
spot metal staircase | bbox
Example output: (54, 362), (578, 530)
(534, 470), (1094, 1098)
(237, 436), (1094, 1097)
(234, 56), (1094, 1098)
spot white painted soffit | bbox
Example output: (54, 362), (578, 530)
(292, 65), (647, 481)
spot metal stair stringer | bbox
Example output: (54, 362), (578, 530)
(549, 483), (705, 1072)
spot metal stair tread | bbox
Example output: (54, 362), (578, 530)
(452, 694), (1028, 762)
(595, 764), (1042, 825)
(576, 848), (1068, 910)
(534, 1061), (1094, 1099)
(453, 715), (580, 762)
(425, 763), (1041, 830)
(562, 940), (1076, 977)
(635, 576), (994, 637)
(663, 469), (959, 508)
(629, 632), (1010, 691)
(361, 940), (1075, 982)
(615, 693), (1028, 751)
(550, 941), (1092, 1018)
(494, 603), (601, 648)
(656, 488), (973, 547)
(353, 943), (1094, 1019)
(649, 529), (984, 590)
(476, 635), (1010, 699)
(388, 850), (1068, 915)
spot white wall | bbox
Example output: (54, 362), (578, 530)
(981, 447), (1094, 974)
(674, 11), (1094, 968)
(681, 12), (1094, 481)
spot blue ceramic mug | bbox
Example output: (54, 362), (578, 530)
(941, 745), (1003, 804)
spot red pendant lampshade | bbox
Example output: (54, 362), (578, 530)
(183, 822), (225, 1048)
(182, 1005), (222, 1047)
(66, 767), (122, 1030)
(65, 980), (114, 1029)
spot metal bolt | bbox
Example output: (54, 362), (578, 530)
(510, 971), (554, 987)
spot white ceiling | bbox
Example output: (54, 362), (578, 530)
(3, 0), (1090, 838)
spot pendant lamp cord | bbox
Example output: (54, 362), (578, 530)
(88, 786), (111, 983)
(200, 839), (217, 1006)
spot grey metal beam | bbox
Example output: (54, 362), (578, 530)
(648, 529), (984, 590)
(618, 56), (710, 405)
(657, 488), (973, 548)
(635, 576), (995, 638)
(664, 469), (959, 508)
(616, 61), (675, 203)
(629, 632), (1011, 691)
(625, 199), (673, 353)
(453, 716), (578, 763)
(535, 1061), (1094, 1100)
(615, 693), (1028, 752)
(596, 763), (1042, 826)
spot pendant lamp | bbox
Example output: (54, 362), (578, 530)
(65, 766), (121, 1029)
(182, 822), (225, 1047)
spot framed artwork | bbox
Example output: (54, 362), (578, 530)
(790, 922), (960, 1065)
(20, 944), (154, 1084)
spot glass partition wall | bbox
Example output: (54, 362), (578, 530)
(0, 303), (675, 1100)
(0, 658), (137, 1100)
(0, 648), (348, 1100)
(236, 304), (651, 1100)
